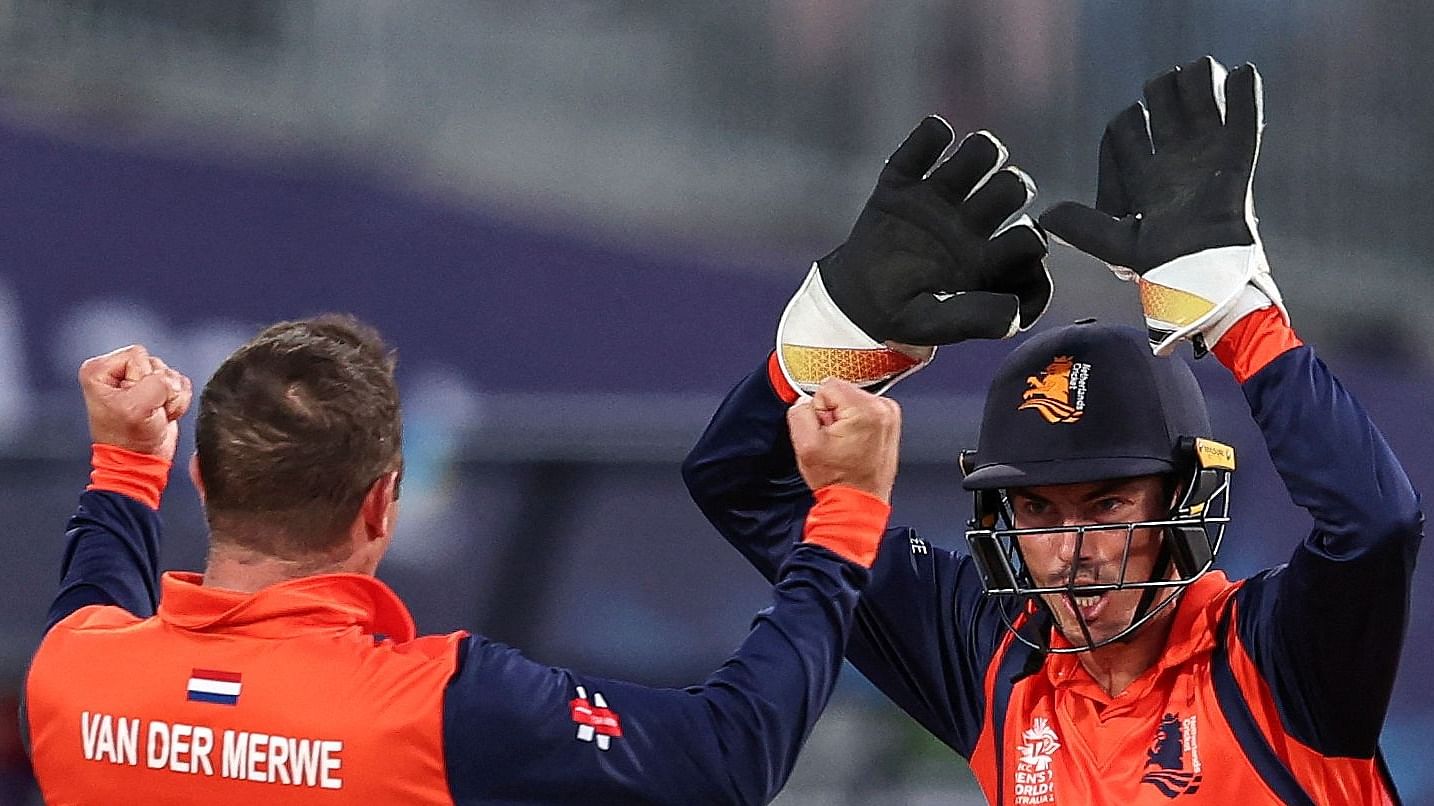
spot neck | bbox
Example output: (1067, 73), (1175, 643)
(203, 542), (356, 594)
(1073, 605), (1178, 696)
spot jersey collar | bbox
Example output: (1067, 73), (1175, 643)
(157, 571), (418, 642)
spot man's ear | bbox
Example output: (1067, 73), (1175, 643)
(359, 471), (400, 541)
(188, 452), (206, 505)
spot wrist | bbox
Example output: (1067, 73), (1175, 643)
(88, 443), (171, 509)
(1211, 306), (1302, 383)
(801, 484), (891, 568)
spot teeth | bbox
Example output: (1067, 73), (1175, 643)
(1074, 595), (1101, 608)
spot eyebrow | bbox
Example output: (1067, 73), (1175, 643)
(1010, 479), (1143, 505)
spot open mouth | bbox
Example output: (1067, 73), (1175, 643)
(1066, 591), (1107, 623)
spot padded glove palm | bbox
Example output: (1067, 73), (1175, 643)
(778, 116), (1051, 394)
(1040, 56), (1286, 356)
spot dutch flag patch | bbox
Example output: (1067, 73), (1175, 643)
(186, 669), (242, 706)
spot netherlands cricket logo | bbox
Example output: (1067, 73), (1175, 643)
(1019, 356), (1090, 424)
(1013, 716), (1060, 804)
(570, 686), (622, 751)
(1141, 713), (1203, 798)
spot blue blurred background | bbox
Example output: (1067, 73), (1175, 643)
(0, 3), (1430, 804)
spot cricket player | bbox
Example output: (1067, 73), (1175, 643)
(685, 57), (1422, 803)
(25, 315), (903, 804)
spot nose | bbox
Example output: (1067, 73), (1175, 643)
(1052, 519), (1092, 567)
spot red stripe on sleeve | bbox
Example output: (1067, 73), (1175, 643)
(87, 443), (171, 510)
(1212, 307), (1304, 384)
(801, 485), (890, 568)
(767, 351), (801, 404)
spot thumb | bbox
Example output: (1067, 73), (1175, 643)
(786, 399), (822, 456)
(1039, 201), (1138, 268)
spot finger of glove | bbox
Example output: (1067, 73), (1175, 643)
(1038, 201), (1139, 269)
(962, 167), (1035, 236)
(884, 291), (1020, 345)
(927, 130), (1007, 203)
(1102, 102), (1154, 188)
(1176, 55), (1227, 131)
(880, 116), (956, 185)
(1142, 66), (1186, 152)
(1224, 63), (1263, 169)
(982, 220), (1051, 326)
(983, 217), (1048, 280)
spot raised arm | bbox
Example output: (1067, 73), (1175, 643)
(685, 117), (1052, 757)
(682, 357), (813, 580)
(445, 379), (902, 804)
(442, 543), (871, 805)
(685, 360), (1019, 757)
(48, 345), (191, 630)
(1218, 312), (1422, 755)
(1040, 56), (1424, 758)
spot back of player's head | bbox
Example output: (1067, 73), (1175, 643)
(195, 314), (402, 557)
(962, 320), (1211, 490)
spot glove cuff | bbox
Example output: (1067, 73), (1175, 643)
(1140, 244), (1289, 356)
(777, 263), (933, 395)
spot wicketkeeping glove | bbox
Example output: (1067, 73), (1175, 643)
(1040, 56), (1287, 357)
(777, 116), (1051, 395)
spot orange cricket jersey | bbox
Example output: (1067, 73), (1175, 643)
(27, 571), (465, 805)
(966, 573), (1396, 805)
(686, 336), (1420, 805)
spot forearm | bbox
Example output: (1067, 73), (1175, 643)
(444, 499), (884, 805)
(48, 447), (169, 630)
(683, 357), (813, 580)
(447, 553), (867, 805)
(691, 544), (870, 803)
(1219, 311), (1422, 555)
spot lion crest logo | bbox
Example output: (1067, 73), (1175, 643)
(1019, 355), (1090, 424)
(1140, 713), (1203, 798)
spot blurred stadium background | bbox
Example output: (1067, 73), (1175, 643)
(0, 2), (1431, 803)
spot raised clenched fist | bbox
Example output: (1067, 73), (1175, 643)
(787, 378), (902, 503)
(77, 344), (193, 461)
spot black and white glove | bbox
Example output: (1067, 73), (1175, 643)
(777, 116), (1051, 394)
(1040, 56), (1286, 357)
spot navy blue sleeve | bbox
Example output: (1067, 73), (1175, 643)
(442, 544), (867, 806)
(46, 490), (164, 631)
(1232, 346), (1424, 757)
(25, 489), (163, 759)
(682, 363), (1005, 758)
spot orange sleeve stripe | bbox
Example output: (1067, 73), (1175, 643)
(766, 351), (801, 404)
(801, 485), (890, 568)
(86, 443), (171, 510)
(1212, 307), (1304, 384)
